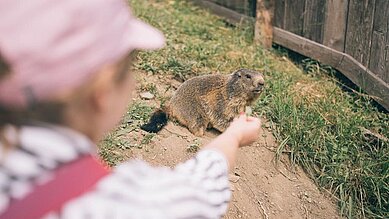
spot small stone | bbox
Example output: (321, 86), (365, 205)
(291, 192), (296, 197)
(307, 197), (312, 203)
(230, 184), (235, 191)
(245, 106), (252, 116)
(229, 174), (240, 183)
(140, 92), (155, 100)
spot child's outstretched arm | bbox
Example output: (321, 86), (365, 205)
(203, 114), (262, 171)
(54, 115), (261, 218)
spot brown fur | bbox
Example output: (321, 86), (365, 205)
(165, 69), (265, 136)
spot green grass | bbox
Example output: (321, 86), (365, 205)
(100, 102), (154, 166)
(187, 139), (201, 153)
(99, 0), (389, 217)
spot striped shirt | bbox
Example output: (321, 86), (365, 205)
(0, 125), (230, 219)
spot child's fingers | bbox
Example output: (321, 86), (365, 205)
(233, 115), (260, 127)
(245, 116), (261, 124)
(245, 116), (256, 122)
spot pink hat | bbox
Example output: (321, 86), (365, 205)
(0, 0), (165, 108)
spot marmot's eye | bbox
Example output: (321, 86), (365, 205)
(245, 74), (251, 79)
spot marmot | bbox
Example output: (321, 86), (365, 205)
(141, 69), (265, 136)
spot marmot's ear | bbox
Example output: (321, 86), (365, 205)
(233, 70), (242, 78)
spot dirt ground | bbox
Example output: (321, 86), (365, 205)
(123, 71), (342, 219)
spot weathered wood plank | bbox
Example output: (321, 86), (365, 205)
(211, 0), (252, 16)
(303, 0), (326, 43)
(386, 44), (389, 84)
(190, 0), (255, 26)
(345, 0), (376, 66)
(248, 0), (257, 17)
(323, 0), (348, 52)
(284, 0), (305, 35)
(273, 27), (389, 111)
(370, 33), (388, 83)
(273, 0), (285, 28)
(386, 1), (389, 84)
(254, 0), (275, 48)
(369, 0), (389, 83)
(273, 27), (344, 68)
(338, 54), (389, 108)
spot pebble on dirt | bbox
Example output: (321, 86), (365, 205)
(140, 92), (155, 100)
(229, 174), (240, 183)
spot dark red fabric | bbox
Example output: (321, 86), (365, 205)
(0, 155), (110, 219)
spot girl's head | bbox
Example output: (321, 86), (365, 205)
(0, 0), (165, 142)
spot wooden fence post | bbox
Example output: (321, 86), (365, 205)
(254, 0), (275, 48)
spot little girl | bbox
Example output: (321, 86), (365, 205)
(0, 0), (261, 218)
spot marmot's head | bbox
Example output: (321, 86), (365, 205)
(229, 69), (265, 100)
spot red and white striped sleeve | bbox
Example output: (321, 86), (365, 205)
(53, 150), (230, 219)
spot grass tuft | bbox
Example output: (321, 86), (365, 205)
(99, 102), (154, 166)
(187, 139), (201, 153)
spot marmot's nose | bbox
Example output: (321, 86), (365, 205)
(257, 76), (265, 86)
(253, 77), (265, 93)
(254, 84), (264, 93)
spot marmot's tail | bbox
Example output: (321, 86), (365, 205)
(140, 109), (168, 133)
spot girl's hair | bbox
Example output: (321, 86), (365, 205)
(0, 53), (10, 79)
(0, 51), (133, 152)
(0, 53), (66, 127)
(0, 52), (135, 128)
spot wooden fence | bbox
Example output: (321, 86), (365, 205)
(190, 0), (389, 111)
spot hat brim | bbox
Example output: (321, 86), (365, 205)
(126, 18), (165, 50)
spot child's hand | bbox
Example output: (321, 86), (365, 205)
(225, 114), (261, 146)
